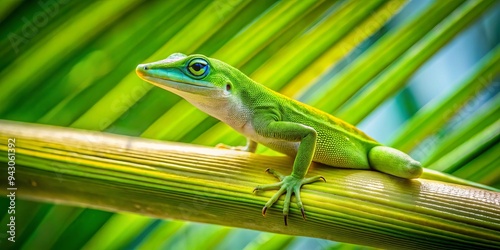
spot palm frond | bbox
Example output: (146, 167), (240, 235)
(1, 120), (499, 249)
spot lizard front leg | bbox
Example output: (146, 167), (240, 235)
(252, 117), (325, 225)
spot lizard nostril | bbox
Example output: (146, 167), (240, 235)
(143, 66), (149, 70)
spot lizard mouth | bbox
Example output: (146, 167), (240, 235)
(135, 64), (223, 99)
(140, 75), (214, 89)
(136, 65), (214, 89)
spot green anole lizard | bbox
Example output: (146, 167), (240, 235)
(136, 53), (423, 225)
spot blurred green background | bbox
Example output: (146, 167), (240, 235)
(0, 0), (499, 249)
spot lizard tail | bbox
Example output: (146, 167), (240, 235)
(368, 146), (423, 179)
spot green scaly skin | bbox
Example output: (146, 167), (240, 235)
(136, 53), (423, 225)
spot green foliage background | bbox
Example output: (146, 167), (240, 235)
(0, 0), (499, 249)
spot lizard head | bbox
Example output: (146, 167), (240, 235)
(136, 53), (256, 122)
(136, 53), (244, 101)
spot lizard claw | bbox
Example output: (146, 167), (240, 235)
(262, 206), (268, 216)
(301, 207), (306, 220)
(284, 215), (288, 226)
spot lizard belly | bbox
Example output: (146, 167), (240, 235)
(239, 122), (371, 169)
(216, 105), (300, 154)
(239, 122), (300, 156)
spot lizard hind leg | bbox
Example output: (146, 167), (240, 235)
(368, 146), (423, 179)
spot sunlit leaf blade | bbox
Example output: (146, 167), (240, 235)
(452, 142), (500, 186)
(134, 221), (185, 249)
(13, 0), (182, 123)
(422, 93), (500, 166)
(243, 233), (295, 250)
(21, 206), (83, 250)
(283, 0), (408, 98)
(426, 120), (499, 173)
(0, 0), (143, 115)
(52, 209), (113, 249)
(336, 0), (497, 124)
(213, 0), (323, 66)
(0, 1), (21, 22)
(390, 44), (500, 151)
(82, 213), (151, 250)
(0, 1), (85, 70)
(0, 200), (46, 245)
(141, 101), (207, 140)
(251, 0), (387, 90)
(303, 0), (465, 112)
(197, 0), (281, 56)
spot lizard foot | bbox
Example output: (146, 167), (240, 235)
(253, 168), (325, 226)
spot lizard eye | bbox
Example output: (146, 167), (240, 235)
(187, 58), (209, 78)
